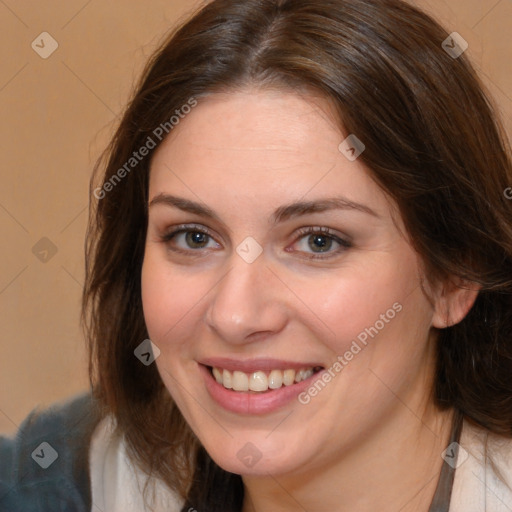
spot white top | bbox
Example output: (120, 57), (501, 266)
(450, 420), (512, 511)
(89, 416), (184, 512)
(89, 415), (512, 511)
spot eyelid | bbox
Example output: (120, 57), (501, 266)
(294, 226), (351, 244)
(160, 223), (220, 245)
(161, 223), (213, 237)
(160, 223), (351, 259)
(290, 226), (352, 259)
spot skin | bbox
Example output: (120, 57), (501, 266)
(141, 88), (478, 512)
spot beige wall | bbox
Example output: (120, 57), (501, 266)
(0, 0), (510, 435)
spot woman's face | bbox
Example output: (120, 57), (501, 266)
(141, 89), (440, 477)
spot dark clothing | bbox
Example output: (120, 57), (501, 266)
(0, 393), (100, 512)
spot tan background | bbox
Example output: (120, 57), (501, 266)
(0, 0), (511, 435)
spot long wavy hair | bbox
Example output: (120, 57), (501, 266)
(81, 0), (512, 510)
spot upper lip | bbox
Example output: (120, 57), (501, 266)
(199, 357), (324, 373)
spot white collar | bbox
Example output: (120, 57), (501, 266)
(89, 414), (512, 511)
(89, 416), (184, 512)
(449, 418), (512, 511)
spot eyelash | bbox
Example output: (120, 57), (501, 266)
(159, 224), (352, 260)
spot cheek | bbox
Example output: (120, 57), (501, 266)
(141, 252), (206, 345)
(292, 260), (415, 356)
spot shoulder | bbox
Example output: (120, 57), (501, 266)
(0, 391), (102, 512)
(450, 419), (512, 512)
(89, 415), (185, 511)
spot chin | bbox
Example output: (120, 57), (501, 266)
(199, 433), (310, 477)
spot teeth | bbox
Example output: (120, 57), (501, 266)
(268, 369), (283, 389)
(223, 369), (233, 389)
(300, 368), (314, 381)
(283, 369), (296, 386)
(249, 371), (268, 392)
(212, 367), (222, 383)
(232, 371), (248, 391)
(211, 366), (318, 393)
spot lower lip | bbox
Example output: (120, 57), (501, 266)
(199, 364), (322, 415)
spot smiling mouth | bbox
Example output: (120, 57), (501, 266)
(208, 366), (324, 393)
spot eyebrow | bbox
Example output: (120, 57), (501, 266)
(148, 193), (381, 224)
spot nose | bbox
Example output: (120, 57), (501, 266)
(205, 253), (288, 345)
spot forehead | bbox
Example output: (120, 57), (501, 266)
(148, 89), (393, 219)
(153, 89), (339, 162)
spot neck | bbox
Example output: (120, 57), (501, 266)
(241, 403), (455, 512)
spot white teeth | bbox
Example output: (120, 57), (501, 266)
(212, 367), (222, 383)
(222, 369), (232, 389)
(249, 371), (268, 392)
(301, 368), (314, 380)
(212, 366), (318, 392)
(232, 371), (249, 391)
(268, 369), (283, 389)
(283, 369), (296, 386)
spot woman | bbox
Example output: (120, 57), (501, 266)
(1, 0), (511, 510)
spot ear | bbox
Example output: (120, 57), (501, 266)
(431, 277), (481, 329)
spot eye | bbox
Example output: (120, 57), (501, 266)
(160, 224), (220, 253)
(291, 227), (351, 259)
(160, 224), (351, 259)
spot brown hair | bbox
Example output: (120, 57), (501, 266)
(82, 0), (512, 510)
